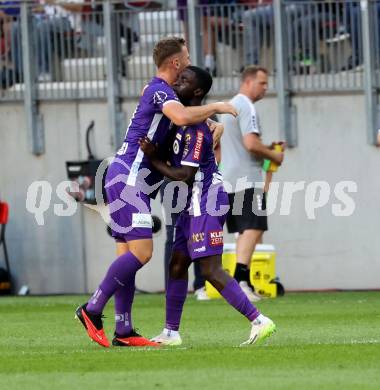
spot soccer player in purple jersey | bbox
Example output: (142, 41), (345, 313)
(139, 66), (276, 346)
(75, 37), (237, 348)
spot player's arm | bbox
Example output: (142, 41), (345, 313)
(243, 134), (284, 165)
(237, 100), (284, 165)
(138, 137), (197, 183)
(162, 101), (237, 126)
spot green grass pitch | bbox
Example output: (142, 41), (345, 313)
(0, 292), (379, 389)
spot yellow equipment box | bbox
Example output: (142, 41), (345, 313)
(205, 243), (277, 299)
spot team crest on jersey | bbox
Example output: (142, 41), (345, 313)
(173, 139), (180, 155)
(193, 131), (204, 161)
(153, 91), (168, 105)
(209, 231), (223, 246)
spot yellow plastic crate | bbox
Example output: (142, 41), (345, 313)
(250, 250), (276, 298)
(205, 243), (277, 298)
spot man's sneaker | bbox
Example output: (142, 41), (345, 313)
(75, 304), (110, 348)
(239, 281), (262, 302)
(151, 328), (182, 346)
(113, 330), (160, 347)
(194, 286), (210, 301)
(240, 315), (276, 346)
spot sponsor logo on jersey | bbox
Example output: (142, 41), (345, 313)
(132, 213), (152, 228)
(153, 90), (168, 105)
(194, 246), (206, 253)
(209, 230), (223, 246)
(192, 232), (205, 243)
(193, 131), (204, 161)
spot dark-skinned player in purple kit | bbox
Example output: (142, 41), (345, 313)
(139, 66), (276, 346)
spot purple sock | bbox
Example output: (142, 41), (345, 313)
(114, 278), (137, 336)
(220, 279), (260, 322)
(86, 252), (143, 315)
(165, 279), (188, 331)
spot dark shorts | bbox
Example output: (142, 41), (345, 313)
(226, 187), (268, 234)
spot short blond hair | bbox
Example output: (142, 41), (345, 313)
(153, 36), (186, 68)
(241, 65), (268, 81)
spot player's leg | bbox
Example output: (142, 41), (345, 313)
(229, 187), (267, 301)
(152, 214), (191, 345)
(151, 250), (192, 346)
(112, 241), (158, 347)
(199, 254), (276, 346)
(235, 228), (264, 301)
(76, 239), (151, 347)
(76, 167), (154, 347)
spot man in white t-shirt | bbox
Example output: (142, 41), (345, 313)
(221, 66), (284, 301)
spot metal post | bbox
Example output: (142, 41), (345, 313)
(187, 0), (202, 66)
(361, 0), (378, 145)
(21, 2), (44, 155)
(103, 1), (124, 150)
(273, 0), (297, 147)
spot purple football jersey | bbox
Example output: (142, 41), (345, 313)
(112, 77), (180, 188)
(170, 122), (229, 216)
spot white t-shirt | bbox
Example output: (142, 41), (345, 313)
(220, 93), (264, 193)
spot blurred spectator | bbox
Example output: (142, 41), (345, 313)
(240, 0), (316, 65)
(243, 0), (320, 68)
(241, 0), (273, 66)
(35, 0), (85, 81)
(177, 0), (238, 75)
(341, 2), (380, 71)
(377, 129), (380, 147)
(78, 1), (140, 76)
(0, 1), (20, 88)
(9, 0), (84, 82)
(201, 0), (238, 75)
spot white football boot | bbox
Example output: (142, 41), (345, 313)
(151, 328), (183, 346)
(240, 315), (276, 346)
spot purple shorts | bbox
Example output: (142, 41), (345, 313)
(105, 164), (152, 242)
(173, 213), (226, 260)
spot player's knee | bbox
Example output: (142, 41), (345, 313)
(129, 240), (153, 264)
(169, 259), (187, 279)
(200, 264), (213, 281)
(133, 248), (153, 264)
(202, 264), (224, 284)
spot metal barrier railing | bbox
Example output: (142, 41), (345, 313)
(0, 10), (23, 101)
(0, 0), (378, 101)
(285, 0), (363, 91)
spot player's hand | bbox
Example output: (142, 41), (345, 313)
(208, 121), (224, 148)
(214, 102), (238, 117)
(270, 141), (286, 151)
(138, 137), (157, 159)
(271, 151), (284, 166)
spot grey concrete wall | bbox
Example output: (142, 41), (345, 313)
(0, 93), (379, 294)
